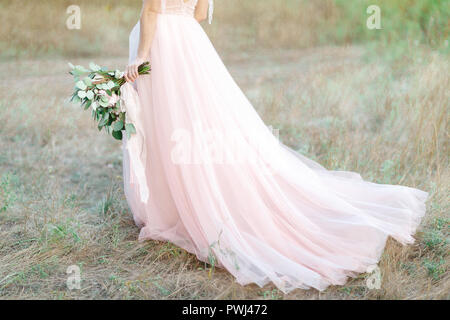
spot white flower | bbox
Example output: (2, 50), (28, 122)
(114, 70), (124, 79)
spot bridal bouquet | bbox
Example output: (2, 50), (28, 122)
(68, 61), (151, 140)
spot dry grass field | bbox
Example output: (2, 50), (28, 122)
(0, 0), (448, 299)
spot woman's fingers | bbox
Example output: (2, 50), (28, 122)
(124, 64), (139, 82)
(126, 66), (133, 82)
(132, 65), (139, 81)
(124, 62), (143, 83)
(124, 66), (130, 82)
(130, 66), (135, 82)
(126, 66), (132, 82)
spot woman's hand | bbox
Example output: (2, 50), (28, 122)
(125, 57), (146, 83)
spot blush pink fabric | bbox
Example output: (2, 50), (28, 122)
(122, 0), (428, 293)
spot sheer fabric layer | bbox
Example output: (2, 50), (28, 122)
(124, 12), (428, 293)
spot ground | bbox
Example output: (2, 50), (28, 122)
(0, 45), (448, 299)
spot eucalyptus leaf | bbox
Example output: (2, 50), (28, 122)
(99, 100), (109, 108)
(112, 130), (123, 141)
(76, 81), (87, 90)
(119, 112), (126, 123)
(83, 77), (93, 86)
(107, 80), (116, 89)
(77, 90), (87, 99)
(125, 123), (136, 139)
(86, 90), (94, 100)
(75, 65), (89, 73)
(113, 120), (124, 132)
(99, 113), (110, 127)
(71, 69), (83, 76)
(89, 62), (101, 72)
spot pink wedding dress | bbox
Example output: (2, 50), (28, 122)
(122, 0), (428, 293)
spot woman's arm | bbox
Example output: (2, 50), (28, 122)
(194, 0), (209, 22)
(125, 0), (160, 83)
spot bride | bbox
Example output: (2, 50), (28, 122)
(122, 0), (428, 293)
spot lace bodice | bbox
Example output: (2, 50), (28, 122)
(144, 0), (214, 23)
(164, 0), (197, 16)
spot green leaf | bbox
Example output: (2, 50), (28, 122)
(75, 65), (89, 73)
(119, 112), (126, 123)
(112, 130), (123, 140)
(125, 123), (136, 139)
(77, 90), (87, 99)
(107, 114), (115, 126)
(75, 81), (87, 90)
(71, 69), (83, 77)
(113, 120), (124, 132)
(99, 99), (109, 108)
(89, 62), (101, 72)
(84, 100), (92, 110)
(99, 113), (110, 126)
(86, 90), (94, 100)
(83, 77), (92, 86)
(107, 80), (116, 89)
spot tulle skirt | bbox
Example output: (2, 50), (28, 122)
(123, 14), (428, 293)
